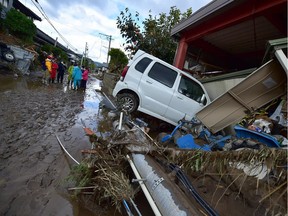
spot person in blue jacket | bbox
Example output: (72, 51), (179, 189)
(72, 62), (82, 90)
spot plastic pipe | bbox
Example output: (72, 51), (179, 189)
(126, 155), (162, 216)
(55, 134), (80, 165)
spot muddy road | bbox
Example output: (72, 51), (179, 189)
(0, 71), (118, 216)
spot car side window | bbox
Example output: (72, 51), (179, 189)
(178, 75), (207, 104)
(148, 62), (177, 88)
(135, 57), (152, 73)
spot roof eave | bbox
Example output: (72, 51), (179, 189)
(13, 0), (42, 21)
(171, 0), (236, 36)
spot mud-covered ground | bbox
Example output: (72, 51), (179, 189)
(0, 70), (119, 216)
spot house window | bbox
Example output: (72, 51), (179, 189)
(178, 75), (206, 104)
(148, 62), (177, 88)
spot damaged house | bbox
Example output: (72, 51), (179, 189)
(171, 0), (287, 98)
(170, 0), (287, 135)
(171, 0), (287, 74)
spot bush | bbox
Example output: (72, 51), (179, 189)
(108, 48), (128, 74)
(3, 8), (36, 42)
(40, 43), (68, 62)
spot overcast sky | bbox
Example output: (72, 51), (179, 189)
(19, 0), (212, 63)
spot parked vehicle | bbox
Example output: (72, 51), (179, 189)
(0, 42), (15, 62)
(112, 50), (210, 126)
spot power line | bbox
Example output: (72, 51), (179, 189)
(30, 0), (78, 52)
(31, 0), (77, 51)
(99, 33), (113, 64)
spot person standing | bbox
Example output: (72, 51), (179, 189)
(72, 63), (82, 90)
(50, 59), (58, 83)
(45, 55), (52, 84)
(41, 59), (47, 84)
(67, 63), (74, 88)
(81, 67), (89, 91)
(57, 61), (65, 83)
(81, 66), (85, 73)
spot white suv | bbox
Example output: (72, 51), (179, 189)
(112, 50), (210, 126)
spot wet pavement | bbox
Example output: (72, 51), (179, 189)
(0, 72), (120, 215)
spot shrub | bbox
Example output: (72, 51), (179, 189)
(40, 43), (68, 62)
(3, 8), (36, 42)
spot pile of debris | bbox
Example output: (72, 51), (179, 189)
(65, 107), (287, 215)
(236, 98), (287, 146)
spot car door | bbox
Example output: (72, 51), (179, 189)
(165, 74), (208, 123)
(138, 62), (178, 116)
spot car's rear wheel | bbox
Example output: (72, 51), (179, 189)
(117, 93), (138, 113)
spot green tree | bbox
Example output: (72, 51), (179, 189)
(116, 6), (192, 64)
(108, 48), (128, 74)
(40, 44), (68, 61)
(81, 56), (96, 71)
(3, 8), (36, 42)
(87, 58), (96, 71)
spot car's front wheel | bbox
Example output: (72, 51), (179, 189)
(117, 93), (138, 113)
(2, 50), (15, 62)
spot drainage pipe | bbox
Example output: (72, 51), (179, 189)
(126, 154), (162, 216)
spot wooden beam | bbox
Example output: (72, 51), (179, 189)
(183, 0), (287, 43)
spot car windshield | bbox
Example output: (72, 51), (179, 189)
(178, 75), (206, 104)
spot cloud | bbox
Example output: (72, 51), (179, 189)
(19, 0), (212, 63)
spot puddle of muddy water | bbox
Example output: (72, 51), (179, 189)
(57, 76), (124, 216)
(0, 74), (43, 91)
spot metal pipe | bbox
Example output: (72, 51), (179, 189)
(131, 178), (146, 183)
(101, 91), (117, 109)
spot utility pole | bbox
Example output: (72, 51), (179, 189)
(81, 42), (88, 67)
(99, 33), (112, 64)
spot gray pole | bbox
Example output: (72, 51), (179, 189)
(107, 35), (112, 64)
(54, 37), (58, 47)
(81, 42), (88, 67)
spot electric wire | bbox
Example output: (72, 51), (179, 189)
(30, 0), (78, 52)
(168, 163), (219, 216)
(31, 0), (76, 50)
